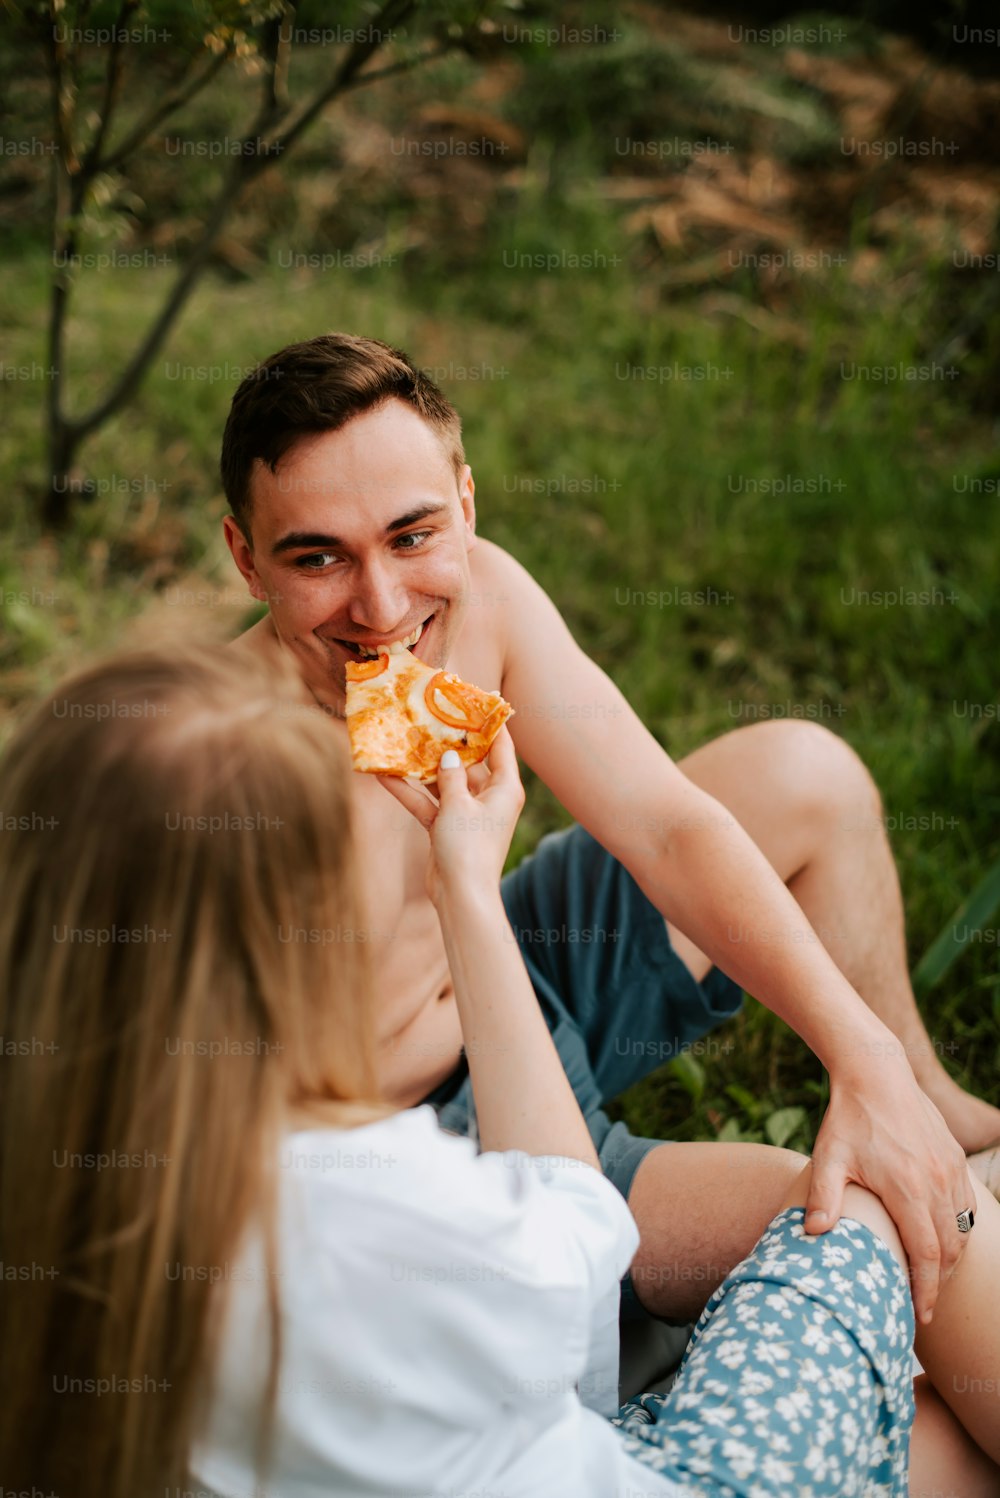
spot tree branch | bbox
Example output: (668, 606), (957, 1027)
(66, 155), (253, 442)
(260, 1), (294, 121)
(339, 42), (453, 95)
(80, 0), (141, 176)
(63, 0), (467, 446)
(266, 0), (419, 159)
(96, 44), (234, 175)
(43, 0), (78, 173)
(42, 0), (85, 475)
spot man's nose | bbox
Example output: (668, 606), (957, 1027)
(347, 559), (408, 634)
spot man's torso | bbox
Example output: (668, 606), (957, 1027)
(234, 540), (512, 1104)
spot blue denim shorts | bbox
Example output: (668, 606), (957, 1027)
(420, 823), (744, 1318)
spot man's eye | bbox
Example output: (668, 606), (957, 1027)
(296, 552), (340, 569)
(394, 530), (432, 550)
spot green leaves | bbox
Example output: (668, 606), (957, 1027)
(667, 1049), (706, 1104)
(711, 1102), (810, 1150)
(912, 851), (1000, 995)
(765, 1106), (809, 1149)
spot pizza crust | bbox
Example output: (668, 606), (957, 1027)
(345, 645), (514, 781)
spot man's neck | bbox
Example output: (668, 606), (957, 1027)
(314, 694), (347, 721)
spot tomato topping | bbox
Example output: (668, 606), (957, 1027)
(347, 653), (389, 681)
(424, 672), (483, 730)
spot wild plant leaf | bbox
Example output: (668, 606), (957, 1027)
(765, 1106), (808, 1149)
(668, 1050), (706, 1104)
(912, 852), (1000, 995)
(725, 1082), (759, 1114)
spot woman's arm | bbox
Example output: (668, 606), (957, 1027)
(379, 732), (599, 1167)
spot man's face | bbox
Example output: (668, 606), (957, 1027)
(224, 400), (477, 710)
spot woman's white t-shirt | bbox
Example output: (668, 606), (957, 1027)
(189, 1105), (684, 1498)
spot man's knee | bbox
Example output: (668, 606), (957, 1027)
(627, 1141), (811, 1251)
(625, 1142), (810, 1318)
(753, 719), (882, 831)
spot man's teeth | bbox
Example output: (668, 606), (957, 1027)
(355, 621), (425, 659)
(398, 621), (424, 650)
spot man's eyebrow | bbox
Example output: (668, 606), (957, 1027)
(271, 503), (451, 557)
(384, 502), (450, 533)
(271, 531), (342, 557)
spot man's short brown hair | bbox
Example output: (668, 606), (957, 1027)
(220, 333), (465, 538)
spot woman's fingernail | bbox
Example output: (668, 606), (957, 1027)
(440, 750), (460, 769)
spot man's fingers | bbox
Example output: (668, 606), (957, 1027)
(803, 1156), (846, 1236)
(955, 1163), (980, 1233)
(874, 1160), (967, 1324)
(894, 1202), (944, 1325)
(913, 1145), (973, 1319)
(932, 1159), (972, 1284)
(376, 773), (440, 829)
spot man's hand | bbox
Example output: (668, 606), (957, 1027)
(805, 1056), (975, 1324)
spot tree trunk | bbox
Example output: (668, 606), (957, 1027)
(35, 0), (434, 529)
(44, 419), (80, 530)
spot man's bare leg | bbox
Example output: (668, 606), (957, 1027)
(626, 1141), (808, 1321)
(670, 720), (1000, 1158)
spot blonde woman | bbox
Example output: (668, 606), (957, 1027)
(0, 643), (997, 1498)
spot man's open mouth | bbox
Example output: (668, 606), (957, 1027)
(335, 615), (434, 661)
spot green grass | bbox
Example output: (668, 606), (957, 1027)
(1, 11), (998, 1150)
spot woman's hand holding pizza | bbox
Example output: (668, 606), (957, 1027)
(377, 728), (525, 906)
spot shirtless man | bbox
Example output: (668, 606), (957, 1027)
(222, 333), (998, 1328)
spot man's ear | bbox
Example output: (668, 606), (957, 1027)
(458, 465), (477, 550)
(223, 515), (268, 602)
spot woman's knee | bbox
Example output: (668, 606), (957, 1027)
(778, 1162), (908, 1274)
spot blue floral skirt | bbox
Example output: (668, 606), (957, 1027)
(612, 1208), (916, 1496)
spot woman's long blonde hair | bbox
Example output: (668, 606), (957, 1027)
(0, 641), (390, 1495)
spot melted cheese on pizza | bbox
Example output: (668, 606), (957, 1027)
(345, 645), (513, 781)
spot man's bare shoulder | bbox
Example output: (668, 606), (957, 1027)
(229, 612), (280, 661)
(460, 539), (546, 687)
(227, 612), (317, 702)
(470, 536), (538, 598)
(468, 537), (573, 663)
(469, 538), (553, 634)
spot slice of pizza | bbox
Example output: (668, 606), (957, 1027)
(345, 644), (514, 781)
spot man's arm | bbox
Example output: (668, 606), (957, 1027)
(490, 543), (970, 1322)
